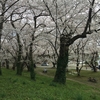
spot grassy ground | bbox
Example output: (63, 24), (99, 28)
(35, 67), (100, 88)
(0, 68), (100, 100)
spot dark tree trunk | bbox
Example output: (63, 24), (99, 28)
(0, 62), (2, 75)
(86, 51), (98, 72)
(16, 58), (22, 75)
(77, 67), (83, 77)
(30, 60), (35, 80)
(77, 70), (81, 76)
(93, 66), (97, 72)
(16, 33), (23, 75)
(5, 59), (9, 69)
(53, 35), (69, 84)
(26, 62), (30, 71)
(0, 69), (2, 75)
(12, 63), (15, 70)
(0, 19), (3, 50)
(0, 31), (2, 50)
(12, 59), (17, 70)
(0, 21), (3, 75)
(52, 62), (56, 68)
(29, 43), (35, 80)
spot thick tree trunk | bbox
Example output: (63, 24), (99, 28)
(53, 52), (68, 84)
(53, 35), (69, 84)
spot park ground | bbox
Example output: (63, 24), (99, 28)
(1, 63), (100, 100)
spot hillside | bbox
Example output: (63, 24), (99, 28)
(0, 68), (100, 100)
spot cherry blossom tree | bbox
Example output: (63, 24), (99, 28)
(43, 0), (100, 84)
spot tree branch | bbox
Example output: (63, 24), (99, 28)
(68, 0), (95, 46)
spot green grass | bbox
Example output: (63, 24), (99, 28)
(0, 68), (100, 100)
(66, 69), (100, 89)
(35, 67), (100, 88)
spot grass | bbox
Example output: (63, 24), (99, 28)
(66, 69), (100, 89)
(0, 68), (100, 100)
(35, 67), (100, 88)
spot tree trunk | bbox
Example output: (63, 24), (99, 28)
(16, 62), (22, 75)
(53, 35), (69, 84)
(12, 58), (17, 70)
(16, 33), (23, 75)
(93, 66), (97, 72)
(29, 43), (35, 80)
(77, 68), (80, 76)
(30, 59), (35, 80)
(52, 62), (56, 68)
(12, 62), (16, 70)
(0, 62), (2, 75)
(5, 59), (9, 69)
(0, 20), (3, 75)
(76, 66), (80, 76)
(26, 62), (30, 71)
(0, 18), (3, 50)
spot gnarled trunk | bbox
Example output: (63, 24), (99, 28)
(53, 35), (69, 84)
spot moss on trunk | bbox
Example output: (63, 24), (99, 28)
(53, 35), (69, 84)
(53, 51), (68, 84)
